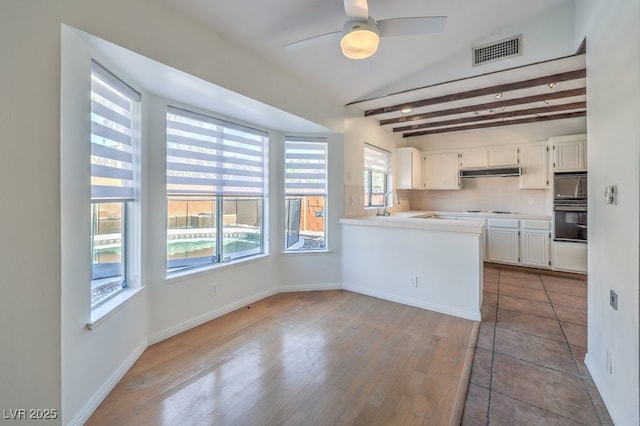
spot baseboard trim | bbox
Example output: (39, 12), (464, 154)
(68, 340), (147, 426)
(343, 284), (481, 322)
(451, 321), (480, 425)
(277, 283), (343, 293)
(148, 288), (278, 345)
(584, 353), (617, 425)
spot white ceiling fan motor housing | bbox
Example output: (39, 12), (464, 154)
(340, 17), (380, 59)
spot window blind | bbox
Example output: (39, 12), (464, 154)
(284, 137), (328, 195)
(166, 107), (267, 196)
(90, 61), (140, 202)
(364, 144), (391, 173)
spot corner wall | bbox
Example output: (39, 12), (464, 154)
(0, 1), (62, 415)
(577, 1), (640, 424)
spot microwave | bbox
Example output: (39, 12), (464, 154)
(554, 172), (587, 201)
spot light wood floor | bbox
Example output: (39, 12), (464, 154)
(88, 290), (478, 426)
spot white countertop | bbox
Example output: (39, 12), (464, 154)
(422, 211), (551, 220)
(340, 210), (550, 234)
(339, 211), (486, 234)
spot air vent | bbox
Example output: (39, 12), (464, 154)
(472, 35), (522, 66)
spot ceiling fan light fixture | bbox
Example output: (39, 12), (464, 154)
(340, 18), (380, 59)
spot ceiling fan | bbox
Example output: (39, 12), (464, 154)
(284, 0), (447, 59)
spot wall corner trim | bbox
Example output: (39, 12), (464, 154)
(67, 340), (147, 426)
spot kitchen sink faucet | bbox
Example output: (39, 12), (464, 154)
(378, 191), (399, 216)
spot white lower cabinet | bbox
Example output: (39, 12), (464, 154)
(520, 220), (551, 268)
(485, 218), (551, 269)
(521, 231), (550, 268)
(488, 228), (519, 264)
(552, 241), (587, 273)
(487, 219), (520, 264)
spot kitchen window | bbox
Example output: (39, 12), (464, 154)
(284, 137), (328, 251)
(166, 107), (267, 275)
(90, 61), (141, 308)
(364, 144), (391, 207)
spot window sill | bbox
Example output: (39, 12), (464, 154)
(87, 286), (145, 330)
(165, 253), (270, 285)
(282, 249), (332, 256)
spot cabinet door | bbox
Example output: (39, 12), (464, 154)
(423, 153), (441, 189)
(396, 148), (422, 189)
(552, 241), (587, 273)
(521, 230), (550, 268)
(487, 228), (519, 264)
(554, 139), (586, 172)
(519, 144), (549, 189)
(440, 152), (461, 189)
(489, 146), (519, 167)
(411, 149), (422, 189)
(460, 150), (487, 169)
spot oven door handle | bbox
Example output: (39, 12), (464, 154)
(554, 205), (587, 212)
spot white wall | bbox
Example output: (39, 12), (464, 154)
(60, 26), (150, 425)
(0, 1), (62, 415)
(343, 112), (405, 217)
(342, 223), (483, 321)
(576, 1), (640, 424)
(369, 1), (578, 99)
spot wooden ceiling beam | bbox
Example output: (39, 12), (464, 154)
(393, 101), (586, 132)
(402, 111), (587, 137)
(380, 87), (585, 126)
(365, 68), (586, 117)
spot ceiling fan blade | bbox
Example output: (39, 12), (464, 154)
(378, 16), (447, 37)
(343, 0), (369, 20)
(284, 31), (342, 51)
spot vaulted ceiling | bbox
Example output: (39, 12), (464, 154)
(350, 53), (586, 137)
(161, 0), (579, 106)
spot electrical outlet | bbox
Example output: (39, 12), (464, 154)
(210, 283), (217, 297)
(606, 351), (613, 374)
(410, 275), (418, 288)
(610, 289), (618, 310)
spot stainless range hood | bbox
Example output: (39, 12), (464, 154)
(459, 166), (521, 178)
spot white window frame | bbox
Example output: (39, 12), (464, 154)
(284, 136), (328, 252)
(364, 144), (391, 208)
(90, 60), (141, 310)
(166, 106), (268, 276)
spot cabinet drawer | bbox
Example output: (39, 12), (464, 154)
(521, 220), (551, 230)
(487, 218), (519, 228)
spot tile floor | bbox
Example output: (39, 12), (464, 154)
(461, 266), (613, 425)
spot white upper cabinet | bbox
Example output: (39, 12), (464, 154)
(423, 151), (460, 190)
(489, 146), (519, 167)
(551, 134), (587, 172)
(519, 142), (550, 189)
(460, 149), (488, 169)
(396, 147), (423, 189)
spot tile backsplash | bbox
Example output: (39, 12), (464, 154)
(408, 176), (551, 215)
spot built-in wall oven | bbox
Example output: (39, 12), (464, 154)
(553, 172), (587, 243)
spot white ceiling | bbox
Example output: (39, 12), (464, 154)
(161, 0), (576, 104)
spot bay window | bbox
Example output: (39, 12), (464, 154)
(284, 137), (328, 251)
(90, 61), (140, 307)
(166, 107), (267, 274)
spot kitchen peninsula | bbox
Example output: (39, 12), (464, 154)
(340, 212), (485, 321)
